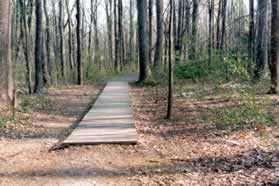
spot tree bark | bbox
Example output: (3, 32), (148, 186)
(118, 0), (124, 70)
(254, 0), (268, 79)
(43, 0), (53, 83)
(270, 0), (279, 93)
(208, 0), (214, 67)
(114, 0), (119, 72)
(189, 0), (198, 60)
(59, 0), (65, 79)
(19, 0), (32, 94)
(148, 0), (153, 65)
(175, 0), (183, 64)
(154, 0), (163, 67)
(216, 0), (222, 49)
(137, 0), (149, 82)
(34, 0), (44, 93)
(76, 0), (83, 85)
(248, 0), (254, 73)
(167, 0), (173, 119)
(220, 0), (227, 53)
(65, 0), (74, 71)
(0, 0), (14, 106)
(129, 0), (134, 63)
(105, 0), (113, 64)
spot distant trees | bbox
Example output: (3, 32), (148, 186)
(2, 0), (279, 110)
(0, 0), (14, 106)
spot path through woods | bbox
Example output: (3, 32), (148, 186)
(63, 73), (138, 145)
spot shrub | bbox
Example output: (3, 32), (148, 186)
(174, 62), (208, 81)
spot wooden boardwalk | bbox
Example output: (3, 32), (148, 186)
(63, 74), (138, 145)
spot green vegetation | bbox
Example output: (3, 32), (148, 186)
(19, 95), (53, 112)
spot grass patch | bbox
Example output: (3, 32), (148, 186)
(210, 104), (275, 131)
(19, 95), (53, 112)
(207, 89), (277, 131)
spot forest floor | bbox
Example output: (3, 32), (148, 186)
(0, 80), (279, 185)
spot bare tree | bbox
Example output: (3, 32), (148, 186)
(58, 0), (65, 79)
(254, 0), (268, 79)
(0, 0), (14, 106)
(114, 0), (119, 72)
(220, 0), (227, 53)
(167, 0), (173, 119)
(154, 0), (163, 67)
(19, 0), (32, 93)
(34, 0), (44, 93)
(105, 0), (113, 63)
(43, 0), (53, 83)
(118, 0), (124, 70)
(175, 0), (183, 64)
(270, 0), (279, 93)
(137, 0), (150, 82)
(208, 0), (214, 67)
(189, 0), (198, 60)
(148, 0), (153, 65)
(65, 0), (74, 72)
(248, 0), (254, 73)
(76, 0), (83, 85)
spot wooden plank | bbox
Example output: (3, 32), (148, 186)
(63, 73), (138, 145)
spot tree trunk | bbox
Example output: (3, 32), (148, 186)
(167, 0), (173, 119)
(189, 0), (198, 60)
(270, 0), (279, 93)
(254, 0), (268, 79)
(59, 0), (65, 79)
(220, 0), (227, 53)
(118, 0), (124, 70)
(43, 0), (53, 83)
(216, 0), (222, 49)
(248, 0), (254, 73)
(129, 0), (134, 63)
(184, 0), (191, 61)
(105, 0), (113, 64)
(208, 0), (214, 67)
(148, 0), (153, 65)
(34, 0), (44, 93)
(19, 0), (32, 94)
(65, 0), (74, 72)
(114, 0), (119, 72)
(175, 0), (183, 64)
(0, 0), (14, 106)
(93, 0), (100, 70)
(76, 0), (83, 85)
(154, 0), (163, 67)
(137, 0), (149, 82)
(88, 0), (94, 66)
